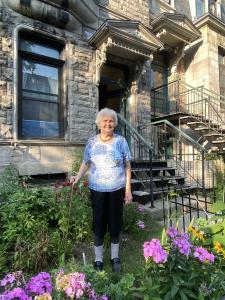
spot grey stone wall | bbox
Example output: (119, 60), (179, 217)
(0, 1), (99, 175)
(174, 0), (191, 19)
(99, 0), (150, 25)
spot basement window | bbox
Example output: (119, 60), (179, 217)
(18, 31), (65, 139)
(26, 173), (67, 186)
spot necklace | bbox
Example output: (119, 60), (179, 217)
(99, 135), (113, 142)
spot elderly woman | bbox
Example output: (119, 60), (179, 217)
(71, 108), (132, 272)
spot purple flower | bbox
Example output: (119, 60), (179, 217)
(172, 233), (192, 256)
(0, 273), (15, 287)
(26, 272), (52, 296)
(137, 220), (145, 229)
(194, 247), (215, 263)
(166, 227), (178, 239)
(1, 287), (31, 300)
(143, 239), (168, 264)
(137, 206), (145, 213)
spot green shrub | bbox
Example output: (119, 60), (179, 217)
(0, 182), (92, 274)
(0, 164), (22, 201)
(123, 202), (143, 233)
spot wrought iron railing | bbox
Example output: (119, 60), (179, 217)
(151, 80), (225, 136)
(138, 119), (217, 190)
(117, 114), (154, 207)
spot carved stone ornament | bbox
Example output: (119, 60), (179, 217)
(89, 20), (163, 85)
(95, 38), (113, 86)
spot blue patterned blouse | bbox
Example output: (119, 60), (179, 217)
(83, 134), (131, 192)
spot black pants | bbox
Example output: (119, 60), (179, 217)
(90, 188), (124, 241)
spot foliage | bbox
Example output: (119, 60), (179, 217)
(212, 169), (225, 202)
(0, 164), (23, 201)
(189, 201), (225, 248)
(133, 227), (225, 300)
(81, 265), (136, 300)
(0, 180), (92, 274)
(123, 202), (146, 233)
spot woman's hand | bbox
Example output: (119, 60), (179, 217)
(70, 175), (79, 185)
(124, 189), (133, 204)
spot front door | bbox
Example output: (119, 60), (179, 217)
(99, 63), (129, 117)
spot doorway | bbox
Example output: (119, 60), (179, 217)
(99, 62), (129, 119)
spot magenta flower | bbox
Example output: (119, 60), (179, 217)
(26, 272), (52, 296)
(0, 287), (31, 300)
(172, 233), (192, 256)
(0, 273), (15, 287)
(137, 220), (145, 229)
(143, 239), (168, 264)
(194, 247), (215, 263)
(166, 227), (178, 239)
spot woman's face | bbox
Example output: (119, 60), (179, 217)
(99, 115), (116, 135)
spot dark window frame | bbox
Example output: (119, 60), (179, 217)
(18, 31), (65, 140)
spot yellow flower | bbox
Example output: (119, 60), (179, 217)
(195, 231), (205, 242)
(188, 226), (205, 241)
(214, 242), (223, 254)
(56, 273), (69, 291)
(34, 293), (52, 300)
(187, 226), (195, 233)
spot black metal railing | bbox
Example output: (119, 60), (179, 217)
(151, 80), (225, 137)
(138, 119), (216, 191)
(117, 114), (155, 207)
(162, 191), (213, 232)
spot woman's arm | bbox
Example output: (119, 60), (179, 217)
(124, 161), (133, 204)
(70, 162), (89, 184)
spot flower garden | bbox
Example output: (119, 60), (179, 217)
(1, 165), (225, 299)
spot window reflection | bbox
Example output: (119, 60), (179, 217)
(196, 0), (205, 17)
(20, 39), (60, 59)
(18, 33), (63, 139)
(22, 61), (58, 96)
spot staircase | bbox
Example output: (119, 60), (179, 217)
(117, 114), (201, 207)
(131, 160), (193, 204)
(151, 80), (225, 152)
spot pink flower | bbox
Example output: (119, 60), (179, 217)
(194, 247), (215, 263)
(172, 233), (192, 256)
(166, 227), (178, 239)
(137, 206), (145, 213)
(137, 220), (145, 229)
(143, 239), (167, 264)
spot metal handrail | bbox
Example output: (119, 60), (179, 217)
(117, 114), (153, 150)
(139, 119), (205, 152)
(117, 113), (154, 207)
(140, 119), (205, 188)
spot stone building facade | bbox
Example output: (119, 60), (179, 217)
(0, 0), (225, 177)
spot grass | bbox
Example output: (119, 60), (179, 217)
(70, 213), (163, 277)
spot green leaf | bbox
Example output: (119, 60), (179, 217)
(179, 290), (188, 300)
(144, 295), (150, 300)
(212, 234), (225, 246)
(209, 202), (225, 213)
(170, 285), (179, 298)
(202, 223), (223, 234)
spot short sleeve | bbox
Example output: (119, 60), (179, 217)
(83, 142), (91, 164)
(123, 138), (131, 162)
